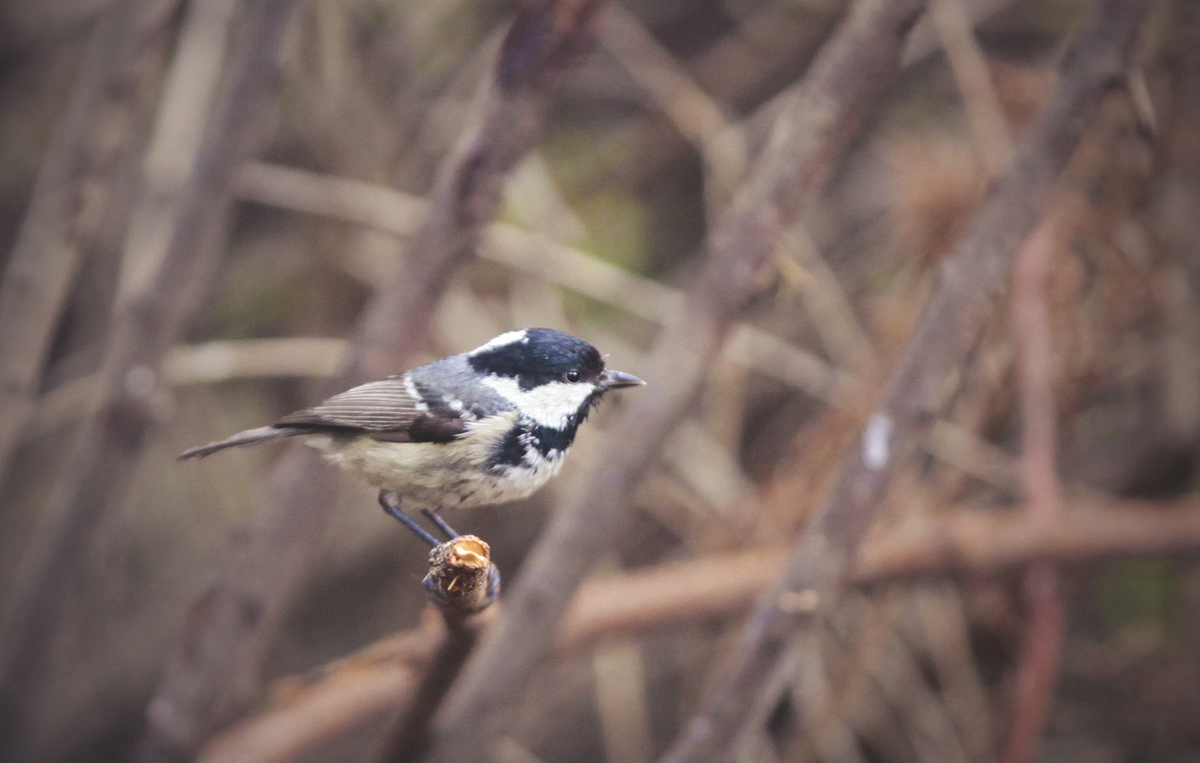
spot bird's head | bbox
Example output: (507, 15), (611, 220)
(466, 328), (643, 429)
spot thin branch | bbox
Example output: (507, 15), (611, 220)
(592, 640), (654, 763)
(235, 162), (854, 400)
(417, 2), (925, 761)
(835, 593), (971, 763)
(929, 0), (1013, 174)
(370, 617), (491, 763)
(658, 1), (1152, 760)
(197, 618), (447, 763)
(599, 4), (748, 217)
(231, 161), (678, 322)
(114, 0), (240, 303)
(0, 1), (291, 757)
(139, 2), (607, 760)
(774, 223), (878, 374)
(1000, 213), (1067, 763)
(370, 491), (500, 763)
(0, 0), (178, 483)
(197, 496), (1200, 763)
(163, 338), (349, 382)
(914, 585), (996, 763)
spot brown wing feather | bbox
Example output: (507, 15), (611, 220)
(274, 377), (467, 443)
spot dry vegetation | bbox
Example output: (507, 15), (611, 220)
(0, 0), (1198, 762)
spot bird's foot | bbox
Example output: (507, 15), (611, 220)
(420, 508), (460, 541)
(378, 490), (440, 547)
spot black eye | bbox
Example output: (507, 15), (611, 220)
(566, 370), (581, 383)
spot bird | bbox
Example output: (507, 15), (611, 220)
(179, 328), (644, 513)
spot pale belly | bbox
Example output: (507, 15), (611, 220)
(303, 414), (567, 511)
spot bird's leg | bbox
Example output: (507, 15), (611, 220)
(378, 490), (440, 548)
(421, 509), (460, 541)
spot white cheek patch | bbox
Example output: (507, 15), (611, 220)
(468, 330), (528, 355)
(482, 376), (596, 428)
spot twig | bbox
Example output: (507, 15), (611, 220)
(837, 593), (971, 763)
(929, 0), (1013, 175)
(370, 616), (491, 763)
(371, 491), (500, 763)
(116, 0), (239, 303)
(141, 2), (607, 760)
(197, 617), (447, 763)
(23, 339), (347, 440)
(601, 3), (839, 196)
(914, 584), (996, 763)
(421, 537), (500, 618)
(235, 162), (855, 400)
(417, 2), (925, 761)
(789, 635), (869, 763)
(854, 498), (1200, 583)
(659, 1), (1151, 760)
(163, 337), (349, 383)
(0, 0), (178, 483)
(378, 491), (502, 619)
(23, 325), (851, 446)
(592, 640), (654, 763)
(196, 495), (1200, 763)
(232, 159), (680, 320)
(774, 223), (877, 373)
(599, 4), (748, 217)
(0, 1), (292, 757)
(608, 0), (1020, 197)
(1000, 214), (1067, 763)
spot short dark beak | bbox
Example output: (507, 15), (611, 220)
(600, 369), (645, 390)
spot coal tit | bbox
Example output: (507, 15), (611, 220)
(179, 328), (644, 511)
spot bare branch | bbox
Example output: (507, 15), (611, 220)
(0, 0), (178, 483)
(416, 1), (925, 760)
(599, 4), (748, 216)
(659, 0), (1152, 759)
(197, 618), (447, 763)
(1000, 210), (1067, 763)
(199, 495), (1200, 763)
(929, 0), (1013, 174)
(138, 2), (607, 760)
(369, 492), (500, 763)
(0, 1), (292, 757)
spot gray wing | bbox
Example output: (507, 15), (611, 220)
(178, 360), (500, 459)
(275, 375), (468, 443)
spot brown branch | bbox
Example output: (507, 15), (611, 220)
(929, 0), (1013, 174)
(599, 4), (747, 217)
(197, 617), (448, 763)
(0, 0), (178, 487)
(1000, 209), (1067, 763)
(0, 1), (290, 758)
(369, 496), (501, 763)
(198, 496), (1200, 763)
(416, 2), (925, 761)
(658, 1), (1152, 760)
(232, 163), (852, 398)
(136, 3), (607, 761)
(367, 611), (494, 763)
(608, 0), (1020, 196)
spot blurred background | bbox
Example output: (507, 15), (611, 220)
(1, 0), (1199, 761)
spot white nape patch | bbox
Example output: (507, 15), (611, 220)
(468, 329), (528, 355)
(482, 375), (596, 429)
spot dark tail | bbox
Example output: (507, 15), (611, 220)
(178, 425), (303, 460)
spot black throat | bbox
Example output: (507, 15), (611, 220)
(491, 416), (582, 469)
